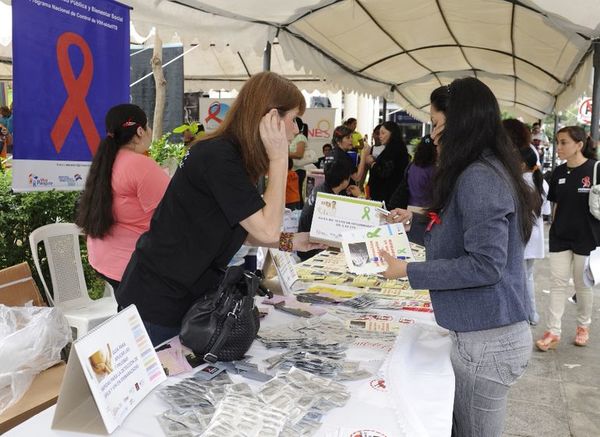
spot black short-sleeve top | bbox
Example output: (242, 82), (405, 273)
(548, 159), (600, 256)
(116, 136), (265, 326)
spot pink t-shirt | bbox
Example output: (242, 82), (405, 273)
(88, 149), (170, 281)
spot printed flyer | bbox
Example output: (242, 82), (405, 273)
(309, 192), (385, 247)
(341, 223), (414, 274)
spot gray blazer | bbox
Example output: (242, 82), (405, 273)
(407, 153), (530, 332)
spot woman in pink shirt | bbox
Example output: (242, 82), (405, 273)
(76, 104), (169, 290)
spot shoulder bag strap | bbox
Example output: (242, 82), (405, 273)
(593, 161), (599, 186)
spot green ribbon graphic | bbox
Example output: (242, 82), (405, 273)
(361, 206), (371, 221)
(367, 227), (381, 238)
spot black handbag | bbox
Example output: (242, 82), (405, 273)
(179, 266), (270, 363)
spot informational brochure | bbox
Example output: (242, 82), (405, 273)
(341, 223), (414, 275)
(309, 192), (385, 247)
(268, 248), (303, 294)
(52, 305), (166, 434)
(155, 336), (205, 377)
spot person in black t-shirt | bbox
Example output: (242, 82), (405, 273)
(536, 126), (600, 351)
(116, 72), (325, 345)
(297, 158), (355, 261)
(325, 125), (369, 195)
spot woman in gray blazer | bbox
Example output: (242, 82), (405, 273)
(382, 78), (538, 437)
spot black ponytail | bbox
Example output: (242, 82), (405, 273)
(519, 146), (544, 217)
(76, 104), (148, 238)
(583, 136), (597, 159)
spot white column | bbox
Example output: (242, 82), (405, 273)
(343, 91), (358, 124)
(357, 94), (375, 141)
(327, 90), (343, 127)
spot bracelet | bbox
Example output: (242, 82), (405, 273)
(279, 232), (294, 252)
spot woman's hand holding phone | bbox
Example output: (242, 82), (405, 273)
(260, 109), (288, 162)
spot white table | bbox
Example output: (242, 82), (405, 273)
(5, 309), (454, 437)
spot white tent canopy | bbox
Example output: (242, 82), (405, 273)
(1, 0), (599, 121)
(121, 0), (600, 122)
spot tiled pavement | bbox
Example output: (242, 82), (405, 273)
(503, 225), (600, 437)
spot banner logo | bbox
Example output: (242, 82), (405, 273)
(204, 102), (230, 130)
(51, 32), (100, 155)
(28, 173), (53, 188)
(309, 119), (331, 139)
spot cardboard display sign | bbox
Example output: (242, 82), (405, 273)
(309, 192), (385, 247)
(52, 306), (166, 434)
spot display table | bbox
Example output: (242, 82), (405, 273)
(4, 309), (453, 437)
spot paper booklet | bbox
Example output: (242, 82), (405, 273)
(341, 223), (414, 275)
(309, 192), (385, 247)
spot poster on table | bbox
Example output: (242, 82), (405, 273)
(309, 192), (385, 247)
(52, 305), (166, 434)
(11, 0), (130, 192)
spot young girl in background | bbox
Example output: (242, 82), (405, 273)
(520, 146), (550, 325)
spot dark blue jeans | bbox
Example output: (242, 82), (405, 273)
(143, 321), (180, 346)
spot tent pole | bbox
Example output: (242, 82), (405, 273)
(382, 98), (387, 122)
(552, 112), (559, 171)
(591, 40), (600, 156)
(257, 40), (272, 197)
(263, 41), (272, 72)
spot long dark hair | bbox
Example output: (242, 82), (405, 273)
(76, 104), (148, 238)
(380, 121), (409, 160)
(430, 86), (449, 113)
(295, 117), (308, 137)
(413, 135), (436, 167)
(520, 146), (544, 217)
(503, 118), (532, 150)
(557, 126), (597, 159)
(430, 77), (536, 241)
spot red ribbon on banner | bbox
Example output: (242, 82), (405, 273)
(51, 32), (100, 155)
(204, 102), (224, 124)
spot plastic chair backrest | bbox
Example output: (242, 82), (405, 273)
(29, 223), (90, 307)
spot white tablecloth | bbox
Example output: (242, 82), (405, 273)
(5, 309), (454, 437)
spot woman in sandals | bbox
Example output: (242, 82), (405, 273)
(536, 126), (600, 350)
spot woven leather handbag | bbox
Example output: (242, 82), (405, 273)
(179, 266), (270, 363)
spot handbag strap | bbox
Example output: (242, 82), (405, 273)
(593, 160), (599, 186)
(203, 300), (242, 363)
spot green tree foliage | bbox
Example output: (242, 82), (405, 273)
(0, 170), (105, 300)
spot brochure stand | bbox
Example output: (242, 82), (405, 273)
(52, 306), (166, 434)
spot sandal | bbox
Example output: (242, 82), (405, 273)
(535, 331), (560, 351)
(574, 326), (589, 347)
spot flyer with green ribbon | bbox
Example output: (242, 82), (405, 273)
(341, 223), (414, 274)
(309, 192), (385, 246)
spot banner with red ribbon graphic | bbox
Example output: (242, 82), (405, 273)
(12, 0), (130, 192)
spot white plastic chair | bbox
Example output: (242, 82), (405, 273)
(29, 223), (118, 339)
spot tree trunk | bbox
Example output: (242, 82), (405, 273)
(151, 31), (166, 141)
